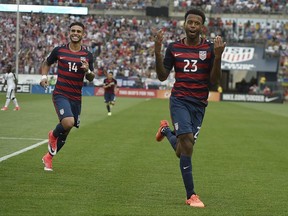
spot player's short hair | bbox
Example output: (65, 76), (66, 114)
(184, 8), (206, 24)
(69, 22), (85, 30)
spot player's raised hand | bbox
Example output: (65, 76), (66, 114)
(40, 76), (48, 89)
(81, 59), (89, 72)
(154, 30), (164, 54)
(213, 35), (226, 59)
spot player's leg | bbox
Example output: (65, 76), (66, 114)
(170, 97), (205, 207)
(12, 98), (20, 110)
(182, 104), (205, 207)
(55, 99), (80, 152)
(156, 97), (185, 154)
(53, 118), (73, 153)
(178, 133), (195, 198)
(10, 89), (20, 110)
(106, 102), (111, 113)
(104, 93), (111, 114)
(156, 121), (178, 152)
(1, 88), (13, 110)
(110, 94), (116, 108)
(170, 98), (195, 199)
(42, 95), (74, 171)
(52, 95), (76, 153)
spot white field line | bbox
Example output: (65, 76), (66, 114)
(0, 138), (48, 162)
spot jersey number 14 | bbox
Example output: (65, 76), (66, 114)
(68, 62), (78, 72)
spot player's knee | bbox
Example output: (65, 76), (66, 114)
(66, 121), (74, 129)
(61, 118), (74, 130)
(178, 134), (194, 155)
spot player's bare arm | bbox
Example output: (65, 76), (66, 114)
(154, 30), (170, 81)
(81, 59), (95, 82)
(210, 36), (226, 84)
(103, 84), (108, 88)
(40, 60), (50, 88)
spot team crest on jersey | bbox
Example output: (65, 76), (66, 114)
(59, 109), (64, 115)
(199, 51), (207, 60)
(174, 122), (179, 131)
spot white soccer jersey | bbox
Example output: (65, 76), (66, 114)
(4, 72), (16, 89)
(4, 72), (16, 99)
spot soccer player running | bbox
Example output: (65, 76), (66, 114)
(103, 72), (117, 116)
(1, 64), (20, 111)
(40, 22), (95, 171)
(154, 8), (226, 207)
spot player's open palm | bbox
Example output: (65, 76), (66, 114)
(213, 36), (226, 58)
(154, 30), (164, 54)
(40, 78), (48, 89)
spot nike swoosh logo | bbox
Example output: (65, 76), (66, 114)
(48, 144), (57, 156)
(174, 53), (182, 57)
(59, 57), (66, 60)
(183, 166), (190, 170)
(265, 96), (279, 102)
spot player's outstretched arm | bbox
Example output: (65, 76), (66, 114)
(154, 30), (170, 81)
(81, 59), (95, 82)
(85, 71), (95, 82)
(210, 36), (226, 84)
(40, 60), (50, 89)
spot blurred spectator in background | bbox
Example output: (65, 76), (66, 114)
(263, 85), (272, 96)
(249, 83), (259, 94)
(259, 76), (266, 90)
(49, 75), (56, 85)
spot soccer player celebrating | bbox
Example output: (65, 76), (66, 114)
(103, 72), (117, 116)
(40, 22), (95, 171)
(154, 8), (226, 207)
(1, 64), (20, 111)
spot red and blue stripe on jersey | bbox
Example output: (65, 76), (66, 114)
(46, 44), (94, 102)
(104, 78), (117, 94)
(163, 38), (214, 106)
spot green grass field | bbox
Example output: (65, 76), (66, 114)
(1, 93), (288, 216)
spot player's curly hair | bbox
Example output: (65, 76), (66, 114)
(69, 22), (85, 30)
(184, 8), (206, 24)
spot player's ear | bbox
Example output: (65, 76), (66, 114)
(182, 20), (185, 30)
(200, 25), (204, 35)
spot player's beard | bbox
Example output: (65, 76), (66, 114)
(185, 29), (200, 40)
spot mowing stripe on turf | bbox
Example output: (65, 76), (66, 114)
(0, 139), (48, 162)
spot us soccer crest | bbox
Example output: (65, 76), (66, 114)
(80, 57), (86, 61)
(199, 51), (207, 60)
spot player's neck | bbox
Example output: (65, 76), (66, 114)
(184, 37), (201, 46)
(69, 42), (81, 52)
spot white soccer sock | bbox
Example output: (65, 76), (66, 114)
(12, 98), (19, 107)
(4, 98), (11, 107)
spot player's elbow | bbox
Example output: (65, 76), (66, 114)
(85, 73), (95, 82)
(210, 77), (218, 85)
(158, 77), (167, 82)
(210, 72), (222, 85)
(157, 73), (169, 82)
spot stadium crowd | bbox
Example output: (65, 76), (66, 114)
(1, 0), (288, 14)
(0, 13), (287, 76)
(0, 1), (287, 94)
